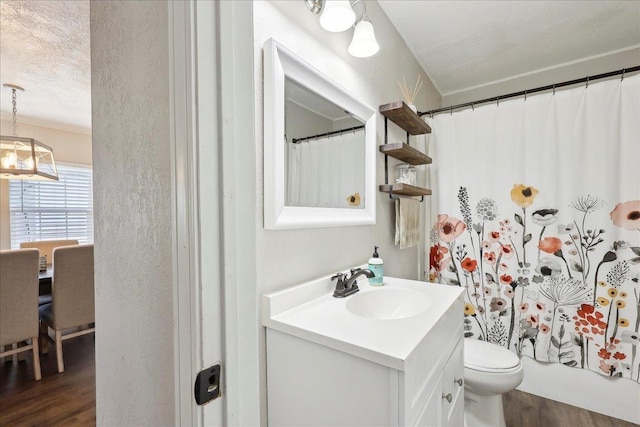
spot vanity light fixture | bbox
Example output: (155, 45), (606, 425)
(305, 0), (379, 58)
(319, 1), (356, 32)
(0, 84), (58, 180)
(348, 12), (379, 57)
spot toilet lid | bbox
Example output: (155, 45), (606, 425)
(464, 338), (520, 371)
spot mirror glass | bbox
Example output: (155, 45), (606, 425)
(264, 38), (376, 229)
(285, 77), (365, 209)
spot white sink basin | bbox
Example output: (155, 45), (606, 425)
(346, 288), (432, 320)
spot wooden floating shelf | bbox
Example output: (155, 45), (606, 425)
(379, 183), (432, 197)
(379, 143), (432, 165)
(379, 101), (432, 135)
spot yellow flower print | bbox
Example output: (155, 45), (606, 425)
(510, 184), (539, 208)
(616, 300), (626, 309)
(464, 303), (476, 316)
(597, 281), (607, 287)
(620, 291), (628, 298)
(346, 192), (361, 207)
(618, 318), (630, 327)
(608, 288), (618, 298)
(597, 297), (609, 306)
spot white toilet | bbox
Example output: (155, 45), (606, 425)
(463, 338), (523, 427)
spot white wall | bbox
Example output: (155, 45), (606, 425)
(442, 47), (640, 106)
(0, 120), (92, 249)
(90, 1), (175, 425)
(254, 1), (441, 423)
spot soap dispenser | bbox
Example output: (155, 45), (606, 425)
(368, 246), (384, 286)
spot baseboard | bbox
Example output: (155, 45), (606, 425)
(517, 357), (640, 424)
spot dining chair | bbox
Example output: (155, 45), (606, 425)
(0, 249), (42, 380)
(20, 239), (78, 306)
(39, 244), (94, 373)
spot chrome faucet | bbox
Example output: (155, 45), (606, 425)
(332, 268), (375, 298)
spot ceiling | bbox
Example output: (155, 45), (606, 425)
(0, 1), (638, 132)
(378, 0), (640, 96)
(0, 1), (90, 133)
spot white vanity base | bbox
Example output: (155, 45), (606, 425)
(263, 275), (466, 426)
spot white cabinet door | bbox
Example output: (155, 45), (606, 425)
(443, 339), (464, 427)
(414, 372), (444, 427)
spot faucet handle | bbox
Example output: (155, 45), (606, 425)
(349, 268), (361, 277)
(331, 272), (345, 283)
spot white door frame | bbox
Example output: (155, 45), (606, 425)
(170, 1), (260, 425)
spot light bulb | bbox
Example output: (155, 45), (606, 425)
(24, 155), (38, 170)
(348, 17), (380, 58)
(319, 0), (356, 32)
(1, 152), (17, 169)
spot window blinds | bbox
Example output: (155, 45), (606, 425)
(9, 164), (94, 248)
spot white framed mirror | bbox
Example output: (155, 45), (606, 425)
(263, 38), (376, 229)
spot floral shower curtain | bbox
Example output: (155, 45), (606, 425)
(427, 74), (640, 382)
(287, 130), (365, 208)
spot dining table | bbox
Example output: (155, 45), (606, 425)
(38, 266), (53, 299)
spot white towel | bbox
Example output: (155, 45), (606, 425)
(395, 198), (420, 249)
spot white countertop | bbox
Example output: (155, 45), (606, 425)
(263, 274), (463, 371)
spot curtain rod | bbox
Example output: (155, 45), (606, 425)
(290, 124), (365, 144)
(419, 65), (640, 117)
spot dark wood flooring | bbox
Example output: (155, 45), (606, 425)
(1, 335), (637, 426)
(0, 334), (96, 426)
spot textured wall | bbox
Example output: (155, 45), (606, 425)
(254, 1), (441, 422)
(90, 1), (175, 424)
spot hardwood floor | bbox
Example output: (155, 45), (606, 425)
(1, 335), (636, 427)
(504, 389), (638, 427)
(0, 334), (95, 426)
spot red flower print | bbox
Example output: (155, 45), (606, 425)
(489, 231), (500, 242)
(539, 324), (550, 334)
(577, 304), (595, 316)
(526, 314), (539, 327)
(535, 302), (545, 311)
(598, 348), (611, 360)
(610, 200), (640, 231)
(461, 258), (478, 272)
(429, 244), (450, 273)
(499, 274), (513, 285)
(500, 244), (514, 259)
(483, 251), (497, 265)
(436, 214), (466, 243)
(575, 303), (608, 338)
(538, 236), (563, 254)
(613, 352), (626, 360)
(519, 303), (529, 312)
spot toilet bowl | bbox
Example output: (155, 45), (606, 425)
(463, 338), (523, 427)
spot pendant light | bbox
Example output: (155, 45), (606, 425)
(319, 0), (356, 33)
(0, 84), (58, 180)
(348, 14), (379, 58)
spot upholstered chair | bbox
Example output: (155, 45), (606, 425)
(0, 249), (42, 380)
(39, 244), (94, 373)
(20, 239), (79, 306)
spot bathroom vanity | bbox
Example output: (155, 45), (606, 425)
(263, 275), (464, 426)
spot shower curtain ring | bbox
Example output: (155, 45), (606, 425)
(496, 97), (499, 106)
(552, 84), (556, 95)
(585, 76), (589, 88)
(524, 90), (527, 101)
(621, 68), (626, 81)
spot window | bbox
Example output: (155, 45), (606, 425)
(10, 164), (93, 248)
